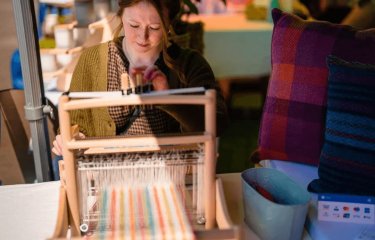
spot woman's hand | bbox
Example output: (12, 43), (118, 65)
(52, 132), (85, 156)
(130, 65), (169, 91)
(52, 134), (63, 156)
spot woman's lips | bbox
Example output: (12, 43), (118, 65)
(137, 42), (149, 48)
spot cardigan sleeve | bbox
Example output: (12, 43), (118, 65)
(158, 49), (229, 136)
(68, 43), (113, 137)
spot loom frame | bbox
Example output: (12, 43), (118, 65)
(53, 89), (240, 239)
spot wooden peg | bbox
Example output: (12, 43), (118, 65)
(136, 73), (143, 94)
(120, 73), (129, 94)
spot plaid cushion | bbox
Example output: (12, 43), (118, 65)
(255, 8), (375, 165)
(308, 56), (375, 195)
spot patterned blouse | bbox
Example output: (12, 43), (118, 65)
(106, 39), (179, 135)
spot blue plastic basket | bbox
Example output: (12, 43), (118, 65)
(241, 167), (311, 240)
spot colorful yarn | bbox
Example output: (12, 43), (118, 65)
(95, 184), (194, 239)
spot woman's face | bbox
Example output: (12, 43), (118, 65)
(122, 1), (164, 55)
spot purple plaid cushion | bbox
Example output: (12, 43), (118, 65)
(254, 8), (375, 165)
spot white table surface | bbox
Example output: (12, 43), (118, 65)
(0, 173), (315, 240)
(187, 13), (273, 79)
(0, 176), (254, 239)
(260, 160), (375, 240)
(0, 181), (61, 240)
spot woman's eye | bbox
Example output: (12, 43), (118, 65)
(130, 24), (139, 28)
(149, 26), (160, 31)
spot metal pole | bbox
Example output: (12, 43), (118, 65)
(12, 0), (52, 182)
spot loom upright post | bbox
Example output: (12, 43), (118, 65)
(58, 95), (81, 235)
(204, 90), (217, 229)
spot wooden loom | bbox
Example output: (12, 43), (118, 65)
(52, 89), (240, 239)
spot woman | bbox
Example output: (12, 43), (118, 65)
(52, 0), (228, 158)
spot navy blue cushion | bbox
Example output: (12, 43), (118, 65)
(308, 55), (375, 195)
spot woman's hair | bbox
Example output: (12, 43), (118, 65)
(114, 0), (185, 83)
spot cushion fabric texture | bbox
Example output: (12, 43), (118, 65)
(308, 56), (375, 195)
(253, 8), (375, 165)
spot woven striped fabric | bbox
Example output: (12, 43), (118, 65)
(95, 184), (195, 239)
(254, 8), (375, 165)
(308, 56), (375, 195)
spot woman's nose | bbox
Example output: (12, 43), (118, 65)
(138, 27), (149, 41)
